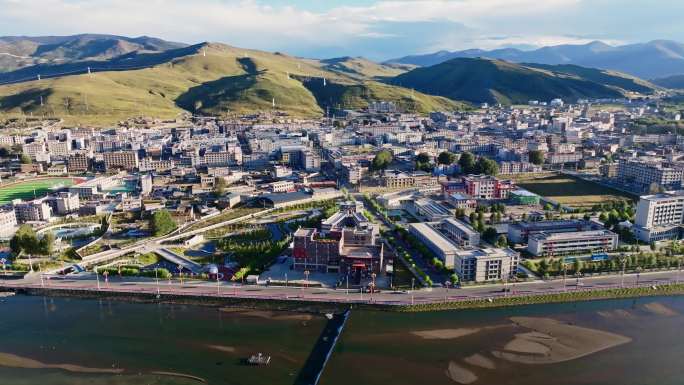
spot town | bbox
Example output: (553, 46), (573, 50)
(0, 95), (682, 304)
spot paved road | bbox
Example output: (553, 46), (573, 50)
(6, 268), (682, 306)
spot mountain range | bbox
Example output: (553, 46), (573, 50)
(0, 35), (463, 124)
(390, 58), (656, 105)
(388, 40), (684, 80)
(0, 34), (668, 125)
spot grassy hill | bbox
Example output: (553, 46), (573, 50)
(653, 75), (684, 89)
(0, 43), (465, 124)
(389, 58), (655, 105)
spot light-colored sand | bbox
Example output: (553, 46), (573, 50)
(492, 317), (631, 365)
(219, 309), (313, 321)
(445, 361), (478, 384)
(463, 353), (496, 370)
(503, 333), (551, 355)
(597, 309), (635, 319)
(0, 352), (123, 374)
(151, 371), (207, 383)
(643, 302), (679, 317)
(412, 328), (481, 340)
(207, 345), (236, 353)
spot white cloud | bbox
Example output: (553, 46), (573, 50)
(0, 0), (673, 59)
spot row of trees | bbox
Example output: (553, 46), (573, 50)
(526, 252), (684, 278)
(458, 152), (498, 176)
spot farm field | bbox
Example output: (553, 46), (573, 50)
(0, 177), (80, 204)
(516, 174), (635, 208)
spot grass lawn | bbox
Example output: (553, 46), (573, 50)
(517, 174), (635, 208)
(0, 178), (78, 204)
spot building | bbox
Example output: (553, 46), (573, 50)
(618, 158), (683, 192)
(0, 209), (17, 239)
(509, 189), (540, 205)
(269, 180), (295, 193)
(508, 219), (603, 244)
(140, 174), (153, 196)
(440, 218), (480, 247)
(53, 192), (80, 215)
(452, 248), (519, 283)
(14, 200), (52, 223)
(382, 170), (439, 189)
(462, 175), (515, 200)
(408, 221), (518, 282)
(293, 201), (383, 282)
(527, 230), (618, 257)
(404, 198), (452, 221)
(633, 190), (684, 242)
(68, 153), (91, 173)
(103, 151), (139, 171)
(498, 161), (542, 175)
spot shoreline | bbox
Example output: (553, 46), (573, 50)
(3, 283), (684, 313)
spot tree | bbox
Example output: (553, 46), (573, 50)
(573, 258), (583, 275)
(438, 151), (456, 165)
(415, 152), (432, 172)
(371, 150), (393, 171)
(482, 227), (498, 244)
(149, 209), (177, 236)
(214, 177), (226, 196)
(458, 152), (475, 174)
(39, 231), (55, 256)
(20, 153), (32, 164)
(496, 234), (508, 248)
(0, 146), (10, 158)
(474, 157), (498, 176)
(10, 224), (39, 256)
(529, 150), (544, 165)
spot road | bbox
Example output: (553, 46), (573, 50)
(5, 268), (683, 306)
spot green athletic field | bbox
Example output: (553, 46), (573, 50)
(0, 178), (78, 204)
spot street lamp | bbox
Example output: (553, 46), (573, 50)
(155, 268), (160, 296)
(620, 255), (627, 288)
(95, 267), (101, 290)
(444, 281), (450, 303)
(677, 259), (682, 285)
(304, 270), (310, 289)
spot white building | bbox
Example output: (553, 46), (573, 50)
(633, 190), (684, 242)
(0, 209), (18, 239)
(527, 230), (618, 257)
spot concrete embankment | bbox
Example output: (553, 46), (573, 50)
(3, 283), (684, 313)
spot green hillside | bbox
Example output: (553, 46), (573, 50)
(389, 58), (653, 105)
(0, 43), (464, 124)
(320, 57), (415, 80)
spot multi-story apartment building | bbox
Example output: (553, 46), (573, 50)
(527, 230), (618, 256)
(439, 218), (480, 247)
(68, 153), (91, 172)
(22, 141), (46, 160)
(0, 209), (18, 239)
(382, 170), (438, 189)
(52, 192), (80, 215)
(498, 161), (542, 175)
(47, 140), (72, 158)
(139, 159), (175, 172)
(462, 175), (515, 200)
(103, 151), (139, 171)
(633, 190), (684, 242)
(269, 180), (295, 193)
(14, 200), (52, 223)
(618, 158), (683, 192)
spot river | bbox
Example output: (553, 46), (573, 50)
(1, 294), (684, 385)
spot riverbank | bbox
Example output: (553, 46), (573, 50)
(4, 281), (684, 313)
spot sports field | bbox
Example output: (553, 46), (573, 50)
(0, 178), (79, 204)
(516, 174), (636, 208)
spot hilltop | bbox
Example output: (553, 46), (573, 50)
(388, 57), (657, 105)
(0, 34), (186, 73)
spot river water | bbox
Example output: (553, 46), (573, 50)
(1, 294), (684, 385)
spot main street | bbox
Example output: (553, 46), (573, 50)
(4, 268), (683, 306)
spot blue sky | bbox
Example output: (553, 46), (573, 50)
(1, 0), (684, 60)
